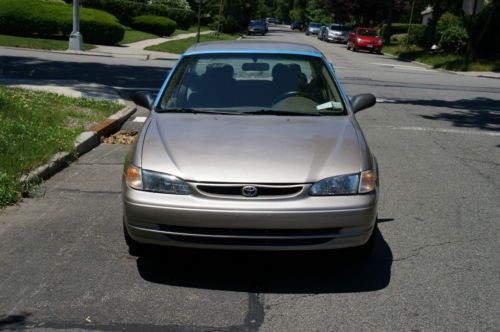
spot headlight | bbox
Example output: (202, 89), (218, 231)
(309, 170), (376, 196)
(309, 174), (359, 196)
(125, 165), (191, 195)
(357, 37), (363, 43)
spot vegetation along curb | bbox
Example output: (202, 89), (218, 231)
(19, 103), (136, 187)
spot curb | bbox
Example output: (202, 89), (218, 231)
(20, 103), (136, 187)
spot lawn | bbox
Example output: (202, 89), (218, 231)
(145, 32), (240, 54)
(0, 86), (121, 207)
(383, 44), (500, 72)
(119, 27), (158, 45)
(172, 26), (210, 36)
(0, 34), (95, 51)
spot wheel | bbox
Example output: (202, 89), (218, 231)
(123, 221), (149, 256)
(352, 45), (357, 52)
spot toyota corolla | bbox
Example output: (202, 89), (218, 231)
(123, 41), (379, 255)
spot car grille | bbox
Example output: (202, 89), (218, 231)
(197, 184), (303, 197)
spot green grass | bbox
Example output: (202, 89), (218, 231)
(0, 86), (121, 207)
(119, 27), (158, 45)
(172, 26), (210, 36)
(383, 44), (500, 72)
(0, 34), (95, 51)
(145, 32), (240, 54)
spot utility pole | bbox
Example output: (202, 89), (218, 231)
(216, 0), (224, 35)
(196, 0), (202, 43)
(69, 0), (84, 51)
(405, 0), (416, 48)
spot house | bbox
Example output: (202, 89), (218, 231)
(420, 5), (433, 24)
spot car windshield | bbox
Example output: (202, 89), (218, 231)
(250, 20), (265, 26)
(310, 23), (321, 28)
(158, 53), (346, 115)
(358, 29), (377, 37)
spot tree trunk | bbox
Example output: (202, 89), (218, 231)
(384, 0), (394, 44)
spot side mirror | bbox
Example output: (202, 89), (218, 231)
(351, 94), (376, 113)
(131, 91), (155, 111)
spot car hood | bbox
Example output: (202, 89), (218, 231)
(358, 35), (380, 43)
(141, 113), (363, 183)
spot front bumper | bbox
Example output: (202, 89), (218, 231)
(123, 183), (378, 251)
(355, 42), (382, 51)
(327, 35), (346, 42)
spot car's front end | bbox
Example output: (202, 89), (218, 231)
(123, 42), (379, 253)
(352, 29), (383, 53)
(326, 30), (347, 43)
(248, 21), (266, 35)
(325, 25), (349, 43)
(306, 23), (321, 35)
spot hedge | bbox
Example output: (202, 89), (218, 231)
(132, 15), (176, 36)
(380, 23), (431, 47)
(0, 0), (124, 45)
(75, 0), (195, 29)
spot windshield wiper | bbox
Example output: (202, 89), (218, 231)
(157, 108), (242, 115)
(242, 109), (321, 116)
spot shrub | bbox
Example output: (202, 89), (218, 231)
(0, 0), (124, 45)
(77, 0), (195, 29)
(438, 25), (468, 54)
(209, 16), (240, 34)
(132, 15), (176, 36)
(381, 23), (432, 47)
(437, 12), (463, 37)
(151, 0), (191, 10)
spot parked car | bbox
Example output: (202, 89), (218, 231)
(306, 22), (321, 35)
(124, 41), (379, 255)
(347, 27), (383, 53)
(290, 21), (303, 30)
(324, 24), (349, 43)
(318, 25), (327, 40)
(248, 20), (266, 35)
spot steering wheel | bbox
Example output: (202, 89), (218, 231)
(272, 91), (298, 105)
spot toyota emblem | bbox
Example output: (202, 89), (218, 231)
(242, 185), (258, 197)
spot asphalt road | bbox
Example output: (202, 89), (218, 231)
(1, 27), (499, 331)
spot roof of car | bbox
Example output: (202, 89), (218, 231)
(184, 41), (322, 57)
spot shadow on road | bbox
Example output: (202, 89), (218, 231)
(0, 313), (31, 330)
(136, 225), (393, 294)
(0, 55), (170, 96)
(389, 97), (500, 132)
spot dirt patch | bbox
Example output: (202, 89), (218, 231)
(102, 130), (138, 145)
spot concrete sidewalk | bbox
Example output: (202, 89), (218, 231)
(86, 30), (214, 61)
(124, 30), (213, 49)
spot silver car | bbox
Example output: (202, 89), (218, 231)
(123, 41), (379, 255)
(325, 24), (349, 43)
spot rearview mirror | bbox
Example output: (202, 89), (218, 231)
(350, 94), (376, 113)
(242, 63), (270, 71)
(131, 91), (155, 111)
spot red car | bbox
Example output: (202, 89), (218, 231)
(347, 27), (383, 54)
